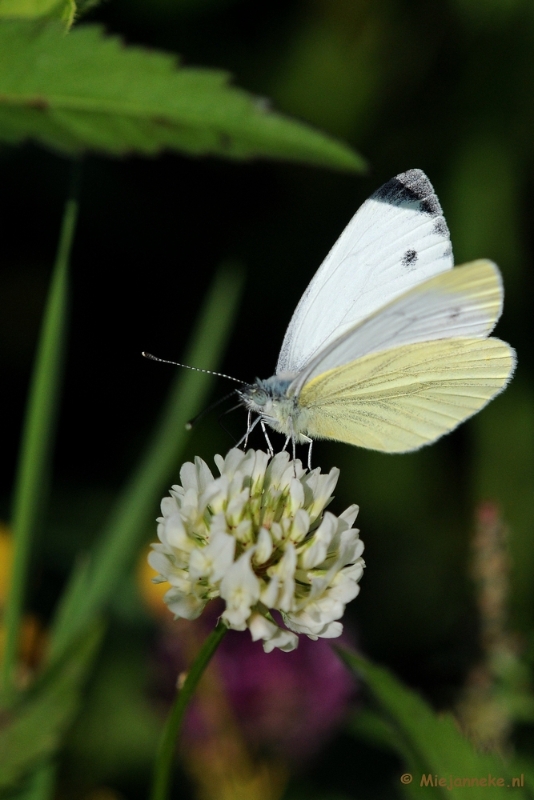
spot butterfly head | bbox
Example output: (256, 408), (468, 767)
(238, 375), (311, 439)
(239, 376), (290, 409)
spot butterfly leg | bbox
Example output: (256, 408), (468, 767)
(235, 414), (261, 450)
(286, 419), (298, 475)
(282, 436), (290, 452)
(243, 410), (252, 449)
(301, 436), (313, 470)
(260, 419), (274, 457)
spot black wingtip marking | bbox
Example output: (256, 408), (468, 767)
(402, 249), (418, 269)
(374, 169), (443, 217)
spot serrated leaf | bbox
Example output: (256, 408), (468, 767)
(0, 622), (103, 790)
(339, 648), (531, 800)
(0, 0), (74, 26)
(0, 20), (366, 171)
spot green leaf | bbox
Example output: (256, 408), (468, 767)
(0, 20), (366, 171)
(0, 0), (74, 26)
(349, 708), (402, 753)
(48, 263), (244, 663)
(339, 648), (531, 800)
(0, 623), (103, 790)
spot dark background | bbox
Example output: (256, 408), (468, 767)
(1, 0), (533, 796)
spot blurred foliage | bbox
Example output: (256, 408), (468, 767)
(342, 648), (533, 799)
(1, 0), (534, 798)
(48, 263), (244, 663)
(0, 622), (102, 790)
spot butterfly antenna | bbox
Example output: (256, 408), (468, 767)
(185, 390), (239, 430)
(217, 401), (246, 444)
(142, 352), (247, 385)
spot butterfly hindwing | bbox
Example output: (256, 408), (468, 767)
(298, 337), (516, 452)
(277, 169), (453, 376)
(289, 259), (504, 394)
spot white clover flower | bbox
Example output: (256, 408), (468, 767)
(148, 448), (364, 653)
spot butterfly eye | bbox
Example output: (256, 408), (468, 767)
(249, 384), (268, 405)
(243, 385), (268, 408)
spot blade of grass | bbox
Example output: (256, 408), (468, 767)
(1, 162), (81, 697)
(48, 262), (244, 662)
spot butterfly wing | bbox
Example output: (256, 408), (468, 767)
(289, 259), (503, 395)
(277, 169), (453, 376)
(298, 338), (516, 452)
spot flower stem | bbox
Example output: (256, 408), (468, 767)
(150, 621), (228, 800)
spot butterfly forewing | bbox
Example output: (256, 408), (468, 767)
(298, 338), (516, 452)
(277, 169), (453, 376)
(289, 259), (504, 395)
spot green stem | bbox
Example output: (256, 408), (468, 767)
(1, 163), (81, 696)
(150, 621), (228, 800)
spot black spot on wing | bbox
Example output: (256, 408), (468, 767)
(374, 168), (443, 217)
(420, 196), (440, 215)
(401, 249), (418, 269)
(433, 217), (449, 237)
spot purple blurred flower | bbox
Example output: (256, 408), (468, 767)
(152, 604), (356, 765)
(217, 626), (356, 761)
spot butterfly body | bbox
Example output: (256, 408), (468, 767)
(240, 170), (515, 454)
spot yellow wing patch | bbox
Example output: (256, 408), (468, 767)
(409, 259), (503, 329)
(298, 337), (515, 452)
(290, 259), (505, 394)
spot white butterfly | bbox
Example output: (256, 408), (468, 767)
(238, 169), (516, 460)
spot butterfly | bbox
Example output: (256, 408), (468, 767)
(238, 169), (516, 462)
